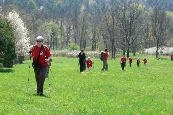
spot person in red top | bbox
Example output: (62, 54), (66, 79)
(29, 36), (51, 96)
(86, 57), (94, 70)
(171, 54), (173, 61)
(101, 48), (109, 71)
(137, 58), (140, 67)
(120, 55), (126, 71)
(129, 57), (133, 67)
(143, 58), (147, 66)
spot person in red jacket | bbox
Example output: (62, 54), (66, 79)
(129, 57), (133, 67)
(171, 54), (173, 61)
(86, 57), (94, 70)
(101, 48), (109, 71)
(29, 36), (51, 96)
(120, 55), (126, 71)
(143, 58), (147, 66)
(137, 58), (140, 67)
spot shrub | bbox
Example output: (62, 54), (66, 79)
(68, 43), (80, 51)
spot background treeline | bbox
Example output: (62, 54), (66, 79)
(1, 0), (173, 58)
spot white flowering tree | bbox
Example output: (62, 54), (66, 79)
(7, 10), (30, 59)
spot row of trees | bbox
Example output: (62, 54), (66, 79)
(1, 0), (173, 60)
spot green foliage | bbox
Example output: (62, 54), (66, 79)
(68, 43), (80, 51)
(0, 63), (3, 68)
(0, 17), (16, 68)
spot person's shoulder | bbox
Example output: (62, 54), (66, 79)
(43, 45), (50, 50)
(30, 45), (37, 50)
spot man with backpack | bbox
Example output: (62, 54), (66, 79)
(101, 49), (109, 71)
(29, 36), (51, 96)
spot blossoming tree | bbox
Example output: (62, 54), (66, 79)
(7, 10), (30, 63)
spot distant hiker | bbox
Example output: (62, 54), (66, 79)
(78, 49), (86, 72)
(137, 58), (140, 67)
(29, 36), (51, 96)
(101, 49), (109, 71)
(129, 57), (133, 67)
(86, 57), (94, 70)
(120, 56), (126, 71)
(171, 54), (173, 61)
(143, 58), (147, 66)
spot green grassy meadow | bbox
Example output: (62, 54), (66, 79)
(0, 56), (173, 114)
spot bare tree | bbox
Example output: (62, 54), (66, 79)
(151, 8), (168, 58)
(116, 1), (144, 57)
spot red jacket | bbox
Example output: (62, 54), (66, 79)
(143, 58), (147, 64)
(129, 58), (132, 63)
(121, 57), (126, 63)
(137, 59), (140, 64)
(86, 59), (93, 68)
(103, 51), (109, 60)
(30, 45), (51, 67)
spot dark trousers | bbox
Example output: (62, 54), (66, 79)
(80, 62), (86, 72)
(129, 62), (132, 67)
(34, 67), (48, 95)
(102, 60), (108, 71)
(121, 62), (126, 70)
(137, 63), (140, 67)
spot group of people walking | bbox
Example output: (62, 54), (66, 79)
(120, 56), (147, 71)
(78, 48), (109, 72)
(28, 36), (148, 96)
(78, 48), (148, 72)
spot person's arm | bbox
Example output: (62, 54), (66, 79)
(28, 45), (34, 59)
(44, 46), (51, 63)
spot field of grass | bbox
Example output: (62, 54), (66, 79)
(0, 56), (173, 114)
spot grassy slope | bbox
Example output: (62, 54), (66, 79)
(0, 56), (173, 114)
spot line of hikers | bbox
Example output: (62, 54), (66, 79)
(78, 48), (148, 72)
(28, 35), (147, 96)
(120, 55), (147, 71)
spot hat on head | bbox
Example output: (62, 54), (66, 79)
(36, 36), (44, 42)
(81, 48), (84, 51)
(88, 57), (90, 59)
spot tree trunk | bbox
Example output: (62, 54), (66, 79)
(92, 30), (96, 51)
(127, 48), (130, 58)
(156, 42), (159, 58)
(132, 47), (136, 56)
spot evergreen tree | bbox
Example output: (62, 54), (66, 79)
(0, 16), (16, 67)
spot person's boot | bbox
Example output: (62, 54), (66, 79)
(38, 92), (43, 96)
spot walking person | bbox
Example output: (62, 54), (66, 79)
(101, 48), (109, 71)
(29, 36), (51, 96)
(129, 57), (133, 67)
(86, 57), (94, 70)
(120, 55), (126, 71)
(143, 58), (147, 66)
(78, 49), (86, 72)
(137, 58), (140, 67)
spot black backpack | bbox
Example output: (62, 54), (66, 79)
(100, 52), (104, 61)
